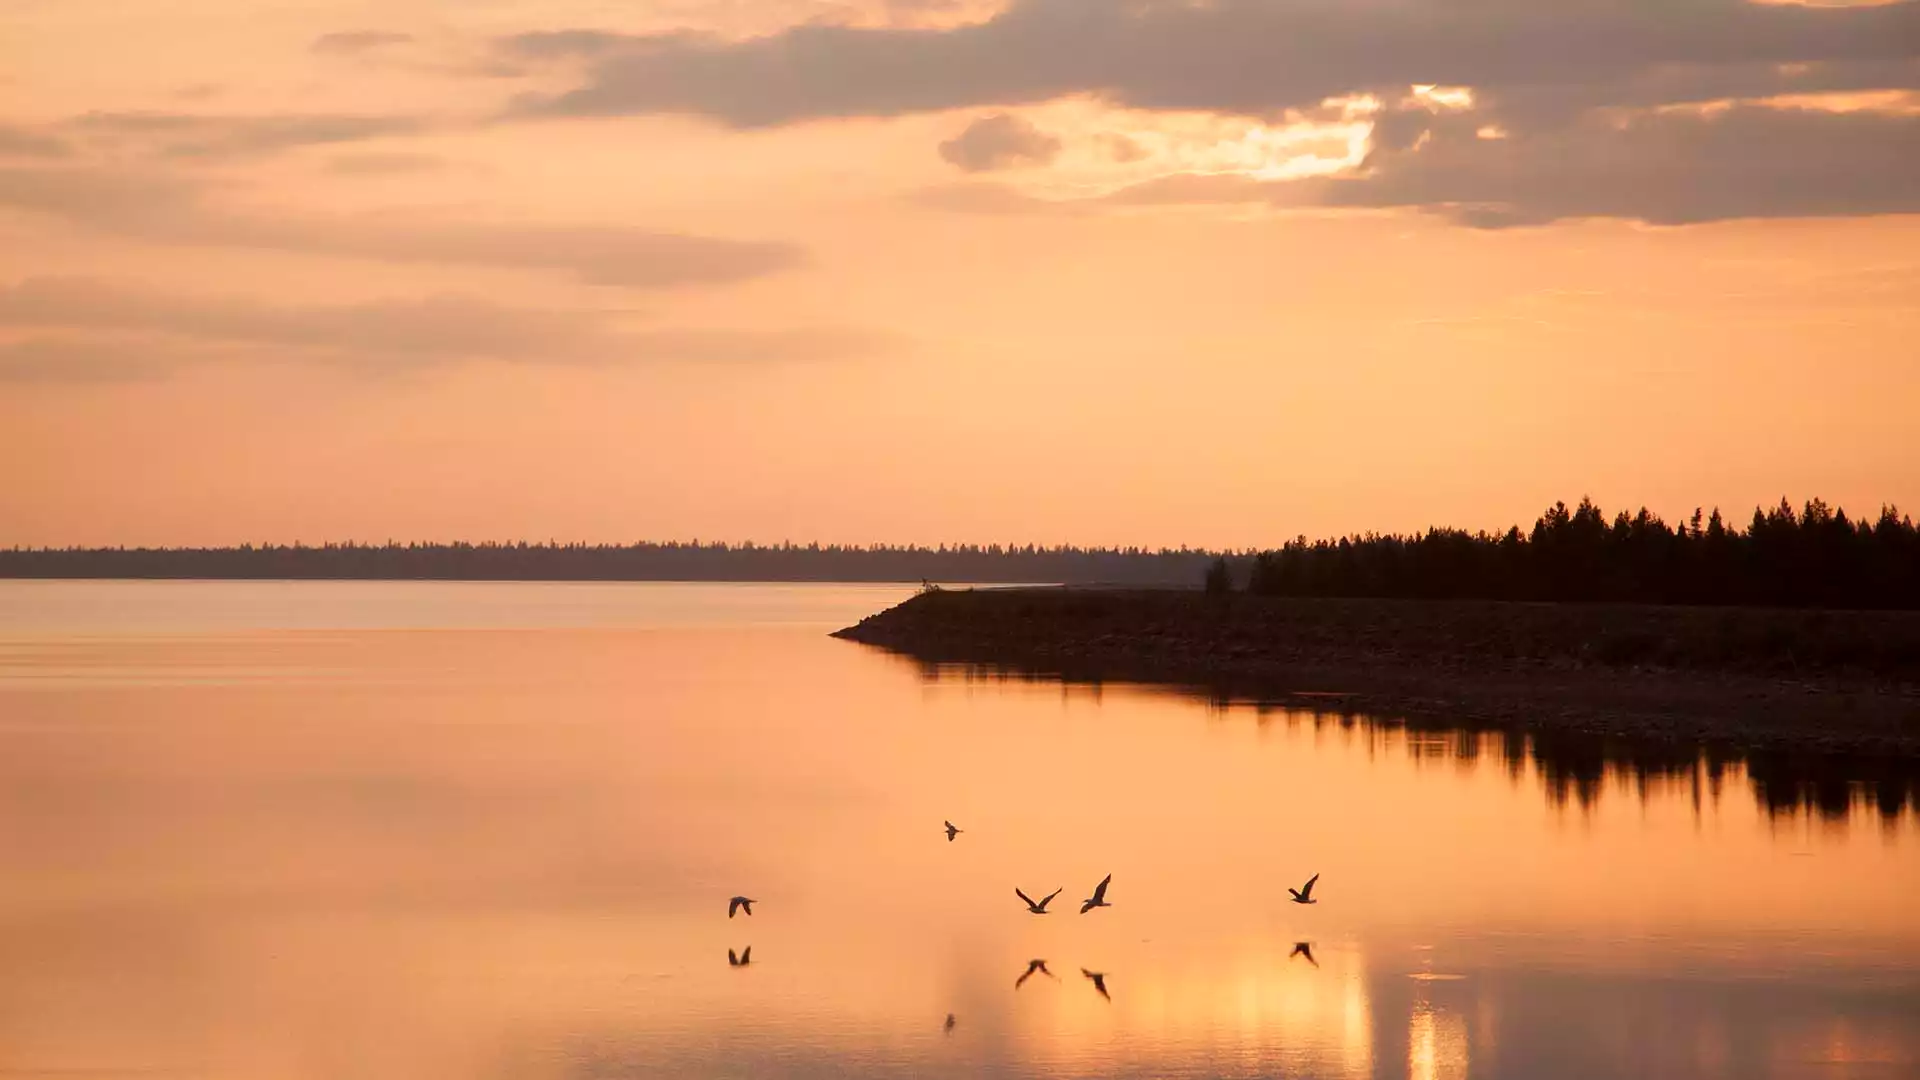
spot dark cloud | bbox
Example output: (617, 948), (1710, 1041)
(938, 113), (1061, 171)
(0, 123), (70, 159)
(495, 0), (1920, 224)
(1074, 105), (1920, 227)
(1323, 104), (1920, 227)
(0, 277), (899, 379)
(0, 166), (805, 287)
(507, 0), (1920, 127)
(312, 31), (416, 55)
(65, 111), (423, 160)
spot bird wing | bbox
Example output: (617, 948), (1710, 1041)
(741, 946), (750, 964)
(729, 949), (739, 965)
(1015, 887), (1035, 908)
(729, 897), (742, 917)
(945, 820), (956, 830)
(1091, 874), (1111, 903)
(1301, 873), (1319, 900)
(1038, 887), (1062, 910)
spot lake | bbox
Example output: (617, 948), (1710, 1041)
(1, 580), (1915, 1079)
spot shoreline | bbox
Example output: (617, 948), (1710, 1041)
(832, 588), (1920, 759)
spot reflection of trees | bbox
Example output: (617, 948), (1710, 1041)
(910, 660), (1919, 825)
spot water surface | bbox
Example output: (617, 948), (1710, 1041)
(1, 581), (1915, 1079)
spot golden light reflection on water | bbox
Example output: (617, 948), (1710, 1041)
(0, 582), (1916, 1080)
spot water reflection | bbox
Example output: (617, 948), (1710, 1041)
(905, 659), (1920, 824)
(0, 582), (1914, 1080)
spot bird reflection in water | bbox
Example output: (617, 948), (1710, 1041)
(1015, 959), (1056, 989)
(727, 946), (751, 967)
(1290, 941), (1319, 968)
(1081, 968), (1111, 1001)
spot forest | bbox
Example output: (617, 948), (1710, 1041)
(1241, 498), (1919, 609)
(0, 539), (1221, 586)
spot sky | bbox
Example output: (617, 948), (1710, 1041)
(2, 0), (1917, 549)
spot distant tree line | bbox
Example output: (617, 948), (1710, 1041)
(1245, 498), (1919, 609)
(0, 539), (1228, 586)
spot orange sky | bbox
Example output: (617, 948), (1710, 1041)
(3, 0), (1917, 549)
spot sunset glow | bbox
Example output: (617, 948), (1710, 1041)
(4, 0), (1917, 548)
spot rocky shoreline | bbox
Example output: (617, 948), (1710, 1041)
(832, 588), (1920, 759)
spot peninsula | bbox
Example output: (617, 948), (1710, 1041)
(832, 587), (1920, 758)
(835, 497), (1920, 759)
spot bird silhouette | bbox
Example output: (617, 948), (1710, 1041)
(1015, 959), (1055, 989)
(1016, 886), (1063, 913)
(944, 820), (962, 842)
(1290, 942), (1318, 968)
(728, 946), (752, 967)
(729, 895), (756, 918)
(944, 1013), (957, 1033)
(1081, 968), (1110, 1001)
(1288, 874), (1320, 905)
(1079, 873), (1112, 914)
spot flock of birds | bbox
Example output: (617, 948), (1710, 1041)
(723, 820), (1323, 1023)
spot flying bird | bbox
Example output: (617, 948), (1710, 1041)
(944, 1013), (957, 1033)
(1081, 968), (1110, 1001)
(1288, 874), (1320, 905)
(728, 946), (752, 967)
(945, 820), (962, 841)
(729, 895), (756, 918)
(1015, 959), (1055, 989)
(1290, 942), (1318, 968)
(1079, 873), (1112, 914)
(1016, 886), (1063, 914)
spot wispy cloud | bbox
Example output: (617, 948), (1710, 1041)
(0, 166), (806, 287)
(0, 123), (70, 159)
(64, 111), (425, 161)
(0, 277), (900, 381)
(311, 30), (416, 56)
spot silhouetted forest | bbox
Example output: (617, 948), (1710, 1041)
(1248, 498), (1918, 609)
(0, 540), (1225, 586)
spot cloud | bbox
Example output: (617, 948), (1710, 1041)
(938, 113), (1061, 171)
(324, 151), (450, 174)
(495, 0), (1920, 225)
(1320, 104), (1920, 226)
(499, 29), (634, 61)
(312, 31), (416, 55)
(0, 166), (805, 287)
(0, 123), (70, 159)
(65, 111), (424, 160)
(507, 0), (1920, 127)
(0, 337), (213, 383)
(1057, 103), (1920, 226)
(0, 277), (899, 379)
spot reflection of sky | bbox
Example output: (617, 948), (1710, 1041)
(0, 583), (1914, 1079)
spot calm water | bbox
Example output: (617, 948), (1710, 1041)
(1, 581), (1916, 1080)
